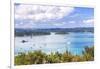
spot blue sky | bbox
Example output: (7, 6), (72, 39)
(15, 4), (94, 29)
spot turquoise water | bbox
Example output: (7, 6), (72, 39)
(15, 32), (94, 55)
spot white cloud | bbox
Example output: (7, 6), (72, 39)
(16, 22), (36, 29)
(83, 19), (94, 24)
(69, 21), (75, 23)
(53, 22), (66, 26)
(15, 4), (74, 22)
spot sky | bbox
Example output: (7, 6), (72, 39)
(14, 3), (94, 29)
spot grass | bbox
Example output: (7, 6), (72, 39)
(15, 46), (94, 65)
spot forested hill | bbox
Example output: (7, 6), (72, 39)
(15, 27), (94, 36)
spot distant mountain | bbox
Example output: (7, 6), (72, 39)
(15, 27), (94, 32)
(15, 27), (94, 36)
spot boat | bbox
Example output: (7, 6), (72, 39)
(21, 40), (28, 43)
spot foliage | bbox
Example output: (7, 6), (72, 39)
(15, 46), (94, 65)
(82, 46), (94, 61)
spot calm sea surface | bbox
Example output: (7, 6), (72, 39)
(15, 32), (94, 55)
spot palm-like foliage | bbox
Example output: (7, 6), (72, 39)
(82, 46), (94, 61)
(15, 46), (94, 65)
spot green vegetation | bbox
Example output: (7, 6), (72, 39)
(15, 31), (50, 36)
(15, 46), (94, 65)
